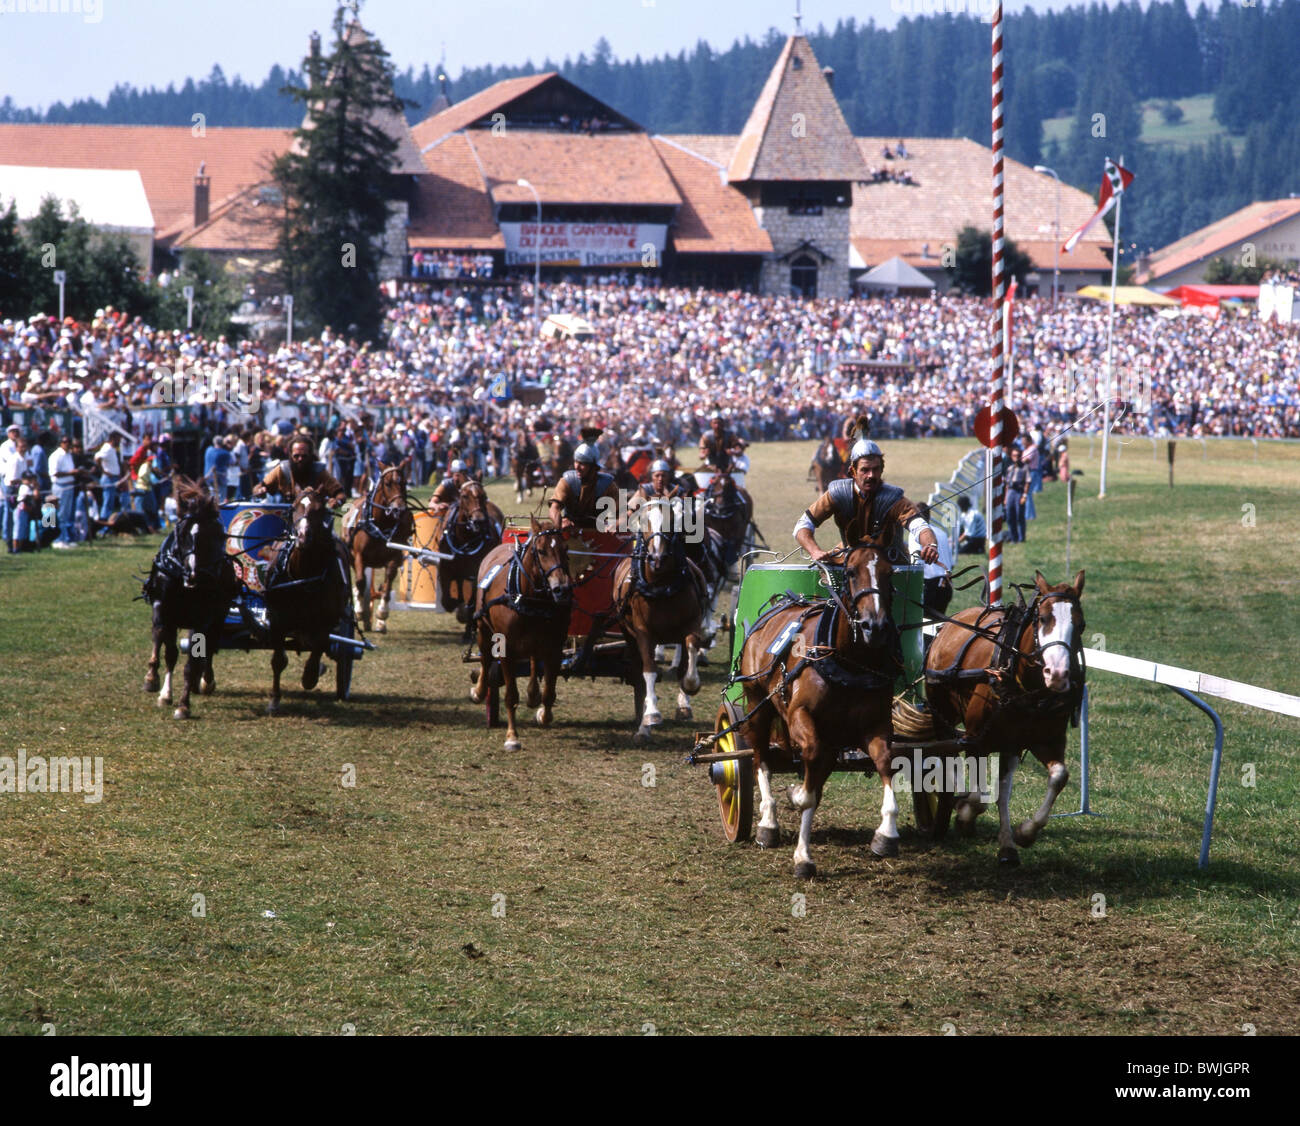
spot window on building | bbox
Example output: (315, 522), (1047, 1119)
(788, 190), (823, 216)
(790, 256), (818, 298)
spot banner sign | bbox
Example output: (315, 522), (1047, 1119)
(501, 222), (666, 268)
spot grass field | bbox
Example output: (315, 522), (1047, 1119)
(1042, 94), (1244, 155)
(1, 435), (1298, 1035)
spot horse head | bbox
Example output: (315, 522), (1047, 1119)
(842, 539), (895, 650)
(291, 487), (332, 548)
(1033, 570), (1086, 693)
(631, 497), (684, 580)
(526, 515), (573, 602)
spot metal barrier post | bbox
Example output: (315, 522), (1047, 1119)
(1054, 684), (1103, 818)
(1169, 686), (1225, 870)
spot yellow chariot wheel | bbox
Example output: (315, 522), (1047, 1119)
(713, 701), (755, 843)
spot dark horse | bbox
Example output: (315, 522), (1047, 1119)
(702, 470), (755, 576)
(264, 488), (352, 715)
(810, 437), (846, 492)
(438, 479), (505, 638)
(922, 570), (1086, 865)
(470, 518), (573, 751)
(343, 463), (414, 633)
(735, 542), (899, 878)
(142, 475), (237, 719)
(614, 497), (709, 741)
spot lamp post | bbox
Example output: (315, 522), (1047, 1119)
(516, 178), (541, 327)
(1034, 164), (1061, 308)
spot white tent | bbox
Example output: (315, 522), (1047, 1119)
(857, 256), (936, 291)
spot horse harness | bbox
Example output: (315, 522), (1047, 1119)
(615, 528), (709, 618)
(266, 512), (347, 597)
(923, 588), (1086, 724)
(730, 591), (901, 703)
(476, 534), (572, 622)
(354, 470), (408, 544)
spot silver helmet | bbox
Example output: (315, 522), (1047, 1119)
(849, 437), (883, 464)
(650, 459), (672, 475)
(449, 459), (469, 474)
(573, 443), (600, 466)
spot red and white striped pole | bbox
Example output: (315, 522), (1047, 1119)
(988, 1), (1006, 608)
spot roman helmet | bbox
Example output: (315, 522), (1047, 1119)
(573, 426), (603, 466)
(650, 458), (672, 475)
(849, 415), (882, 464)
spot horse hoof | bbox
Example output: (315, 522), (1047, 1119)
(144, 674), (159, 692)
(997, 847), (1020, 867)
(469, 686), (483, 704)
(200, 680), (214, 697)
(302, 671), (320, 691)
(697, 652), (710, 665)
(504, 737), (521, 751)
(756, 825), (780, 849)
(266, 701), (280, 716)
(643, 713), (663, 729)
(173, 706), (190, 720)
(794, 861), (817, 880)
(455, 605), (472, 624)
(535, 707), (551, 727)
(375, 620), (387, 634)
(1012, 823), (1037, 848)
(674, 706), (693, 721)
(870, 832), (900, 858)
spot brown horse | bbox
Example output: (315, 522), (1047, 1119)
(142, 475), (237, 719)
(343, 463), (414, 633)
(470, 518), (574, 750)
(922, 570), (1086, 865)
(702, 471), (755, 575)
(614, 498), (709, 741)
(264, 488), (352, 715)
(810, 437), (846, 492)
(438, 479), (505, 636)
(736, 542), (899, 878)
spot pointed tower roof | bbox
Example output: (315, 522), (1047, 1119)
(727, 36), (868, 184)
(294, 19), (426, 174)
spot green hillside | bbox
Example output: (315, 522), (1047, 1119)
(1043, 95), (1244, 156)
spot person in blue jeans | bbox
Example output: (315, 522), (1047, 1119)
(94, 434), (127, 529)
(1004, 446), (1029, 543)
(151, 434), (173, 514)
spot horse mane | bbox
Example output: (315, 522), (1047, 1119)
(173, 474), (217, 521)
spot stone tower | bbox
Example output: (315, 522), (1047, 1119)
(727, 35), (867, 299)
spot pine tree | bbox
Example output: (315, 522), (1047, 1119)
(0, 201), (36, 317)
(272, 2), (412, 342)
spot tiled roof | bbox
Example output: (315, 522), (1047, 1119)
(0, 124), (291, 236)
(171, 184), (282, 252)
(650, 138), (771, 256)
(408, 133), (503, 250)
(411, 73), (557, 149)
(1136, 199), (1300, 283)
(467, 131), (681, 207)
(849, 138), (1110, 266)
(727, 36), (868, 184)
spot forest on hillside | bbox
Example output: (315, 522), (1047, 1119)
(4, 1), (1299, 257)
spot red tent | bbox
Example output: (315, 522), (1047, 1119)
(1166, 284), (1260, 309)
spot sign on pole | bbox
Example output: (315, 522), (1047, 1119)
(284, 295), (294, 347)
(53, 270), (67, 322)
(183, 285), (195, 330)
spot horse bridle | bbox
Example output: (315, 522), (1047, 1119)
(364, 467), (409, 536)
(1028, 590), (1085, 666)
(176, 513), (228, 589)
(520, 529), (571, 603)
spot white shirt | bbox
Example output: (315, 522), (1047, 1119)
(49, 446), (77, 493)
(95, 443), (122, 477)
(960, 508), (986, 540)
(923, 524), (954, 580)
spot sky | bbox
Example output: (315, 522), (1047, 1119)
(0, 0), (1130, 112)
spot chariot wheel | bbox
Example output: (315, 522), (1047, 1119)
(334, 615), (356, 701)
(713, 700), (754, 843)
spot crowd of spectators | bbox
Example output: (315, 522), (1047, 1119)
(408, 251), (495, 280)
(3, 278), (1299, 554)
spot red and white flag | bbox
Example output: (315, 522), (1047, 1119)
(1062, 159), (1134, 254)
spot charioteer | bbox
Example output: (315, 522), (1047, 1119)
(794, 423), (941, 566)
(549, 430), (620, 533)
(253, 435), (347, 508)
(428, 459), (471, 516)
(628, 459), (686, 511)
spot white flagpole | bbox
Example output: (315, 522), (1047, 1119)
(1099, 157), (1124, 499)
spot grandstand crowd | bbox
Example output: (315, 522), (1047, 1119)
(2, 278), (1298, 552)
